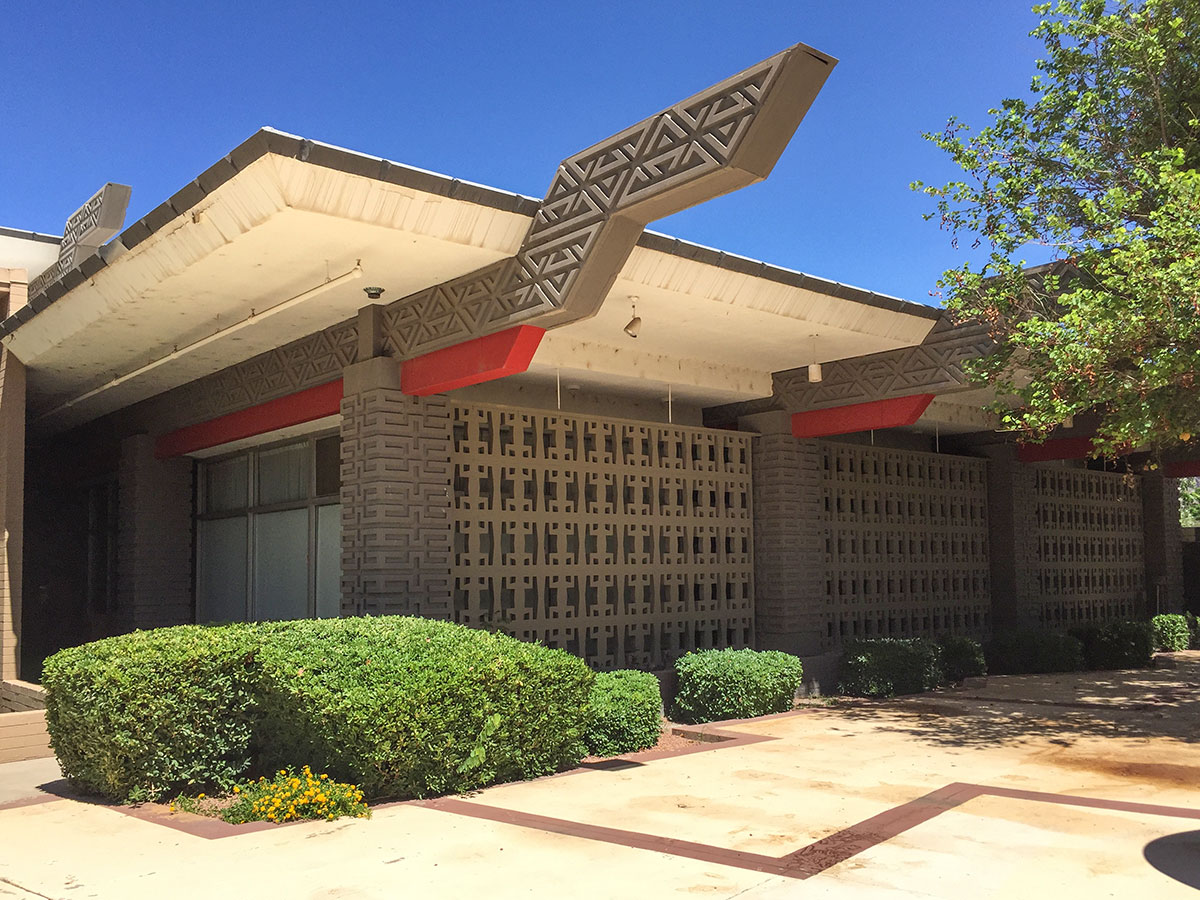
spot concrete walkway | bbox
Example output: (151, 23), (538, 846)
(2, 656), (1198, 898)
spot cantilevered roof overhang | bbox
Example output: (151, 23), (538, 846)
(3, 128), (941, 434)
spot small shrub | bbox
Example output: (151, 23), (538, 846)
(1152, 614), (1191, 652)
(584, 670), (662, 757)
(43, 617), (594, 802)
(936, 636), (987, 683)
(837, 638), (942, 698)
(221, 766), (369, 824)
(42, 625), (258, 802)
(670, 648), (803, 724)
(1071, 621), (1153, 670)
(984, 628), (1084, 675)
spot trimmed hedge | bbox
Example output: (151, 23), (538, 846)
(43, 617), (594, 802)
(584, 670), (662, 757)
(1070, 621), (1153, 670)
(838, 638), (943, 698)
(984, 628), (1084, 675)
(670, 648), (803, 724)
(1152, 614), (1191, 652)
(936, 635), (987, 683)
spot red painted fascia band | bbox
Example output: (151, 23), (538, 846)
(401, 325), (544, 396)
(1166, 459), (1200, 478)
(155, 379), (344, 459)
(791, 394), (935, 439)
(1016, 436), (1096, 463)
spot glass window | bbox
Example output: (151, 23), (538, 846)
(315, 503), (342, 618)
(206, 456), (248, 513)
(197, 517), (248, 623)
(258, 442), (310, 506)
(315, 436), (341, 498)
(253, 508), (310, 621)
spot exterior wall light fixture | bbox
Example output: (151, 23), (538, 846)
(808, 334), (823, 383)
(624, 296), (641, 339)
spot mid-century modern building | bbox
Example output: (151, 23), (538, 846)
(0, 42), (1187, 695)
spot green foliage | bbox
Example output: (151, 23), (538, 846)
(1152, 613), (1192, 650)
(915, 0), (1200, 455)
(670, 648), (803, 724)
(1180, 478), (1200, 526)
(985, 628), (1085, 675)
(219, 766), (369, 824)
(837, 638), (944, 698)
(584, 670), (663, 757)
(42, 625), (259, 802)
(1071, 620), (1154, 669)
(43, 617), (594, 802)
(1188, 612), (1200, 648)
(936, 635), (988, 683)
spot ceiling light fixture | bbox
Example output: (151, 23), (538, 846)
(808, 334), (823, 383)
(623, 296), (642, 339)
(363, 286), (385, 301)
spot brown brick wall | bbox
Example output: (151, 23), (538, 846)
(1143, 473), (1185, 613)
(116, 434), (195, 629)
(0, 349), (25, 679)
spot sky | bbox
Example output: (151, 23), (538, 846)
(3, 1), (1050, 307)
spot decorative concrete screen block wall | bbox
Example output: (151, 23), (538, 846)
(1029, 468), (1144, 625)
(450, 404), (755, 670)
(818, 442), (990, 646)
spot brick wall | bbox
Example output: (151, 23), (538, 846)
(116, 434), (195, 629)
(1142, 473), (1185, 613)
(340, 359), (453, 618)
(0, 348), (24, 680)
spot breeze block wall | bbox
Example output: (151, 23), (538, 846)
(816, 441), (991, 647)
(450, 403), (755, 670)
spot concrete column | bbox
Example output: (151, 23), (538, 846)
(743, 411), (826, 657)
(1142, 473), (1184, 614)
(979, 444), (1041, 630)
(339, 357), (453, 619)
(0, 348), (26, 679)
(116, 434), (194, 629)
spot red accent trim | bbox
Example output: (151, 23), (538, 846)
(401, 325), (544, 396)
(1016, 436), (1096, 463)
(1166, 459), (1200, 478)
(155, 380), (344, 459)
(790, 394), (934, 439)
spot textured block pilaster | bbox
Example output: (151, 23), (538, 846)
(750, 426), (826, 655)
(1143, 473), (1184, 613)
(340, 359), (453, 618)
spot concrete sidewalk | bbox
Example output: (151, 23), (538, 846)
(2, 659), (1198, 898)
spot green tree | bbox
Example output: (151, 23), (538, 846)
(916, 0), (1200, 456)
(1181, 476), (1200, 524)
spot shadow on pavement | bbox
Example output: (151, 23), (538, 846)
(1144, 830), (1200, 889)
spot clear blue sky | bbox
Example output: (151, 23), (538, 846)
(3, 1), (1047, 307)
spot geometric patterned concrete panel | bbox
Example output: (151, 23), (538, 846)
(1026, 468), (1144, 626)
(380, 43), (836, 359)
(817, 442), (991, 648)
(775, 320), (995, 412)
(450, 403), (755, 670)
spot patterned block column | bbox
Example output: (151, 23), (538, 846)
(116, 435), (195, 630)
(340, 358), (453, 618)
(0, 348), (25, 679)
(1143, 474), (1184, 614)
(747, 413), (826, 655)
(980, 444), (1041, 630)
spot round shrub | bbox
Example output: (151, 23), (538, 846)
(42, 624), (259, 802)
(43, 617), (594, 802)
(1152, 614), (1191, 652)
(1071, 621), (1153, 670)
(984, 628), (1084, 675)
(936, 636), (987, 683)
(584, 670), (662, 757)
(837, 638), (942, 698)
(670, 648), (803, 724)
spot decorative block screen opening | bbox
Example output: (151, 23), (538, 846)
(818, 442), (990, 646)
(1030, 468), (1144, 626)
(450, 404), (754, 670)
